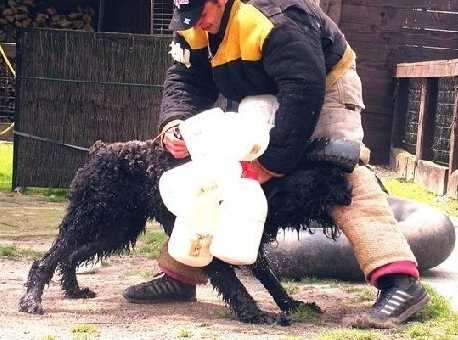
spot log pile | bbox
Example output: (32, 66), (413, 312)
(0, 0), (96, 42)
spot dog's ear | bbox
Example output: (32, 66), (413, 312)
(89, 140), (106, 156)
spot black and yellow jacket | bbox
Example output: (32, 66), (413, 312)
(159, 0), (355, 174)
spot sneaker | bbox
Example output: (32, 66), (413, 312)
(348, 276), (429, 329)
(122, 272), (196, 303)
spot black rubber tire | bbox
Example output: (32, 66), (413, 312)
(266, 196), (456, 281)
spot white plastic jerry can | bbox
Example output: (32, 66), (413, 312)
(238, 95), (278, 161)
(179, 106), (273, 163)
(179, 107), (250, 162)
(210, 178), (268, 265)
(159, 160), (241, 217)
(168, 189), (220, 267)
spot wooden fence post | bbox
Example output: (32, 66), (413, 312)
(391, 78), (409, 148)
(416, 78), (438, 161)
(446, 82), (458, 198)
(449, 83), (458, 173)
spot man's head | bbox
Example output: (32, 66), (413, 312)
(169, 0), (228, 33)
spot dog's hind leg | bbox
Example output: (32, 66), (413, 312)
(205, 259), (290, 326)
(19, 239), (72, 314)
(250, 247), (321, 314)
(59, 242), (108, 299)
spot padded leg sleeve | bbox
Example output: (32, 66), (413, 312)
(329, 166), (417, 279)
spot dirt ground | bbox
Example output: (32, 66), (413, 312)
(0, 191), (396, 339)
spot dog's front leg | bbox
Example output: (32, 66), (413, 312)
(205, 259), (290, 326)
(250, 248), (322, 314)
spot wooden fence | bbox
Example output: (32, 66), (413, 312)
(13, 28), (171, 188)
(338, 0), (458, 164)
(391, 59), (458, 197)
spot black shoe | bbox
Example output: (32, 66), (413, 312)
(348, 276), (429, 329)
(122, 272), (196, 303)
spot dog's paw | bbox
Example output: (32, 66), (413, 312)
(18, 295), (44, 314)
(65, 287), (96, 299)
(288, 300), (322, 314)
(244, 312), (291, 326)
(275, 312), (291, 326)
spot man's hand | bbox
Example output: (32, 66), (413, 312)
(251, 161), (274, 184)
(241, 161), (274, 184)
(162, 126), (189, 159)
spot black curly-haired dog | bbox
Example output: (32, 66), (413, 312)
(18, 139), (352, 325)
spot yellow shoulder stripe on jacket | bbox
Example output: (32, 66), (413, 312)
(179, 27), (208, 50)
(211, 0), (274, 67)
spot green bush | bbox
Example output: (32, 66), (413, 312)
(0, 142), (13, 191)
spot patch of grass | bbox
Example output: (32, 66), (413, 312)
(341, 286), (376, 302)
(128, 269), (153, 280)
(72, 323), (99, 340)
(177, 328), (191, 338)
(0, 142), (13, 191)
(383, 178), (458, 217)
(134, 226), (167, 259)
(299, 277), (371, 296)
(22, 187), (69, 203)
(401, 282), (457, 339)
(318, 329), (383, 340)
(201, 330), (220, 340)
(215, 308), (235, 320)
(0, 206), (63, 238)
(316, 286), (458, 340)
(0, 141), (68, 201)
(357, 287), (376, 302)
(125, 268), (153, 280)
(0, 244), (43, 259)
(0, 244), (15, 257)
(404, 315), (458, 340)
(41, 336), (57, 340)
(298, 276), (340, 286)
(72, 335), (96, 340)
(341, 285), (361, 293)
(282, 279), (300, 295)
(297, 276), (322, 285)
(411, 283), (453, 321)
(290, 303), (320, 322)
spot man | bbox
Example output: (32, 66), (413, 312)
(123, 0), (429, 328)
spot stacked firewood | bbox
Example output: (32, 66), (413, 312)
(0, 0), (96, 42)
